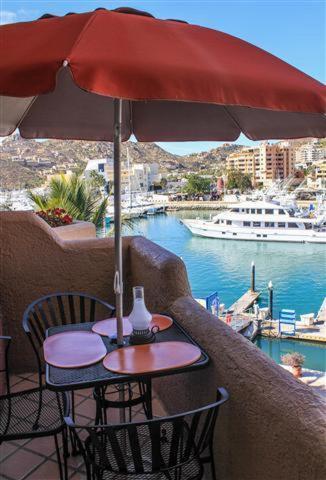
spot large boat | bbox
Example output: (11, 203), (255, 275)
(182, 200), (326, 243)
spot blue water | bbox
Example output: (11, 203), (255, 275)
(123, 211), (326, 317)
(255, 337), (326, 372)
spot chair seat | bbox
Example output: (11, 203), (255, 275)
(0, 386), (65, 441)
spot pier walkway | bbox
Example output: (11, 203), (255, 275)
(229, 289), (260, 315)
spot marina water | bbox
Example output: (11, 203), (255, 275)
(123, 211), (326, 317)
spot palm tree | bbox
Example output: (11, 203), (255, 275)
(28, 174), (108, 229)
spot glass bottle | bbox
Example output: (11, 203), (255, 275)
(129, 286), (152, 331)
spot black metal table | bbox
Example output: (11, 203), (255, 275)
(45, 317), (209, 392)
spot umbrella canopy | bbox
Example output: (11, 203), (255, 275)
(1, 7), (325, 346)
(1, 7), (325, 140)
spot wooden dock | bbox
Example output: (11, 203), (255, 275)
(229, 289), (261, 315)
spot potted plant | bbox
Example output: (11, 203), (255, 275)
(36, 208), (73, 227)
(281, 352), (305, 378)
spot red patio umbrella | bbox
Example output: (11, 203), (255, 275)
(1, 7), (325, 345)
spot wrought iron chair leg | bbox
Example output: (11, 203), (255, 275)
(144, 378), (153, 419)
(32, 384), (43, 431)
(62, 426), (70, 475)
(209, 444), (217, 480)
(69, 391), (79, 455)
(54, 433), (64, 480)
(128, 383), (132, 422)
(94, 387), (101, 424)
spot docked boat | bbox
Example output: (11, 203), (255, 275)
(182, 201), (326, 243)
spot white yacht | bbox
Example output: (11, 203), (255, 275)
(182, 201), (326, 243)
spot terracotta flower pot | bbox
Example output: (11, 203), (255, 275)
(292, 366), (302, 378)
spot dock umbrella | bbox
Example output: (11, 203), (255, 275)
(1, 7), (325, 346)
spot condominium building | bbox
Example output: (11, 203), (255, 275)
(315, 161), (326, 189)
(259, 142), (296, 186)
(226, 147), (260, 185)
(295, 141), (325, 168)
(226, 142), (296, 186)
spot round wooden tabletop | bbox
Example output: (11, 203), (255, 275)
(103, 341), (201, 375)
(43, 331), (107, 368)
(92, 314), (173, 337)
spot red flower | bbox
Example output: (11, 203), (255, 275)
(34, 208), (73, 227)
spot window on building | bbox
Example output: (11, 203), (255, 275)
(304, 223), (312, 230)
(243, 221), (251, 227)
(257, 209), (262, 214)
(226, 220), (232, 225)
(279, 209), (286, 215)
(250, 209), (255, 214)
(288, 223), (299, 228)
(246, 209), (250, 213)
(232, 208), (239, 212)
(265, 209), (274, 214)
(265, 222), (275, 227)
(278, 222), (286, 228)
(253, 222), (261, 227)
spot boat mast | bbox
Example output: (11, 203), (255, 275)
(127, 146), (132, 209)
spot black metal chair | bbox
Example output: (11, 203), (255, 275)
(22, 292), (152, 435)
(0, 336), (70, 480)
(65, 387), (229, 480)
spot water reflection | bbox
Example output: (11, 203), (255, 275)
(121, 211), (325, 316)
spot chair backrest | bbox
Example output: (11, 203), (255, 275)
(279, 309), (296, 322)
(67, 387), (229, 476)
(22, 292), (115, 374)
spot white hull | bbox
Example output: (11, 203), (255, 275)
(182, 219), (326, 244)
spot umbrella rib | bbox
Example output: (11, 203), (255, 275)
(65, 12), (98, 64)
(15, 96), (38, 134)
(222, 105), (244, 138)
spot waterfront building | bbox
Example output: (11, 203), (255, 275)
(226, 142), (296, 187)
(315, 161), (326, 189)
(226, 147), (261, 185)
(84, 158), (113, 183)
(259, 142), (296, 186)
(295, 140), (326, 167)
(85, 158), (161, 193)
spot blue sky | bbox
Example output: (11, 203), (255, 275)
(1, 0), (325, 155)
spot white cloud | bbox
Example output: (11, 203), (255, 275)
(0, 10), (17, 25)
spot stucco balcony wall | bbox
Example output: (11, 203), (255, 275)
(0, 211), (325, 480)
(53, 220), (96, 241)
(0, 211), (133, 371)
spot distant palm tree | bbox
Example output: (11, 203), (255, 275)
(28, 174), (108, 229)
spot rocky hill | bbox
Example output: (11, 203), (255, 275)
(0, 135), (242, 190)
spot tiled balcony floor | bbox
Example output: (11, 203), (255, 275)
(0, 373), (167, 480)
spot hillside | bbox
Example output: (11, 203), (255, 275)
(0, 135), (242, 190)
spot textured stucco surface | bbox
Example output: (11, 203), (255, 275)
(52, 220), (96, 241)
(0, 212), (132, 371)
(0, 211), (325, 480)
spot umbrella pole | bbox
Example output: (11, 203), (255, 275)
(113, 98), (124, 347)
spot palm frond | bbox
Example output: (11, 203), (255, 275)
(91, 197), (108, 229)
(29, 173), (108, 230)
(27, 191), (49, 210)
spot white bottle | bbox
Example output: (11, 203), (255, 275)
(129, 286), (152, 331)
